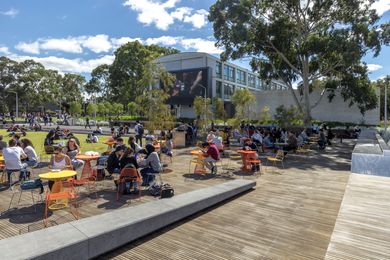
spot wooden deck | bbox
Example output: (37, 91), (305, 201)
(325, 173), (390, 259)
(101, 141), (355, 259)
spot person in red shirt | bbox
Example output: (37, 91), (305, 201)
(202, 142), (220, 174)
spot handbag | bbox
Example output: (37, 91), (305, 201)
(160, 183), (174, 198)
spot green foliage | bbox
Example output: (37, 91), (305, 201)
(231, 89), (255, 121)
(209, 0), (385, 124)
(86, 103), (97, 117)
(127, 101), (137, 116)
(193, 96), (212, 130)
(112, 103), (124, 116)
(213, 97), (227, 122)
(69, 101), (82, 116)
(274, 105), (304, 128)
(259, 106), (271, 123)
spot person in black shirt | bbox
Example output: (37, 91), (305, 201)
(243, 138), (258, 151)
(106, 145), (124, 177)
(119, 147), (138, 169)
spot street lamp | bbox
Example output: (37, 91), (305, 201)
(385, 76), (389, 132)
(7, 90), (18, 119)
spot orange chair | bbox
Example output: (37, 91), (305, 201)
(44, 179), (78, 227)
(73, 168), (98, 200)
(117, 168), (142, 201)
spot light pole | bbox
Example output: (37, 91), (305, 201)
(93, 95), (97, 126)
(7, 91), (18, 119)
(385, 76), (389, 132)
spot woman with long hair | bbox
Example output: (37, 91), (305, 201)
(64, 138), (84, 171)
(138, 144), (162, 186)
(20, 139), (39, 167)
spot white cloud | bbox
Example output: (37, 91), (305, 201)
(10, 54), (115, 74)
(111, 37), (142, 50)
(81, 35), (112, 53)
(183, 9), (209, 29)
(371, 0), (390, 16)
(123, 0), (208, 30)
(145, 36), (180, 46)
(15, 42), (41, 54)
(0, 46), (10, 55)
(367, 63), (383, 72)
(180, 38), (223, 54)
(0, 8), (19, 18)
(40, 38), (83, 53)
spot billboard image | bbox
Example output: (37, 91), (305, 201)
(168, 68), (210, 105)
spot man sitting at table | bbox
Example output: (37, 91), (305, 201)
(201, 142), (220, 174)
(284, 132), (298, 152)
(106, 145), (124, 178)
(3, 139), (28, 183)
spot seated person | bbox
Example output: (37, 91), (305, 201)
(206, 131), (216, 143)
(284, 132), (298, 152)
(252, 130), (263, 145)
(212, 135), (224, 152)
(3, 139), (28, 183)
(86, 133), (98, 143)
(128, 136), (143, 154)
(138, 144), (162, 186)
(106, 145), (125, 177)
(115, 147), (139, 194)
(48, 146), (73, 190)
(263, 133), (275, 150)
(20, 139), (39, 167)
(144, 134), (155, 145)
(160, 141), (173, 157)
(201, 142), (220, 174)
(93, 126), (103, 134)
(64, 138), (84, 171)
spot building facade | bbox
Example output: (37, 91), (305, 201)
(157, 52), (285, 118)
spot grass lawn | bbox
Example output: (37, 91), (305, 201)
(0, 130), (112, 157)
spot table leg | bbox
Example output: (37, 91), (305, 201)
(82, 160), (92, 178)
(241, 154), (251, 172)
(194, 155), (206, 174)
(48, 180), (68, 210)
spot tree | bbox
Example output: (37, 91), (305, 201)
(69, 101), (82, 116)
(109, 41), (179, 105)
(213, 97), (227, 122)
(209, 0), (388, 124)
(112, 103), (124, 116)
(193, 96), (212, 130)
(135, 61), (176, 133)
(85, 64), (110, 97)
(86, 103), (97, 117)
(231, 89), (255, 120)
(259, 106), (271, 123)
(127, 101), (137, 117)
(274, 105), (303, 128)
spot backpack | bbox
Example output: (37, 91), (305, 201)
(138, 124), (144, 135)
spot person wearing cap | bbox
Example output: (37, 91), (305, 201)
(106, 145), (125, 178)
(138, 144), (162, 186)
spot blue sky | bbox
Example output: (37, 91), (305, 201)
(0, 0), (389, 80)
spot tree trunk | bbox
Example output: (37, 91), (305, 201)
(302, 57), (311, 125)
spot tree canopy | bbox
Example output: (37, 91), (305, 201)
(209, 0), (389, 124)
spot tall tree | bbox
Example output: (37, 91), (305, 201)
(231, 89), (256, 119)
(209, 0), (388, 124)
(109, 41), (179, 105)
(85, 64), (110, 97)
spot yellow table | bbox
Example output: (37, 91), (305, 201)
(39, 170), (77, 210)
(0, 156), (3, 162)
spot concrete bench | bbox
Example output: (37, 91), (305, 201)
(0, 179), (256, 260)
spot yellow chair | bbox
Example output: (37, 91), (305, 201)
(296, 143), (311, 154)
(266, 150), (285, 171)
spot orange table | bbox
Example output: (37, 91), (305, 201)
(190, 150), (207, 174)
(39, 170), (77, 209)
(75, 154), (100, 177)
(103, 141), (116, 151)
(236, 150), (257, 172)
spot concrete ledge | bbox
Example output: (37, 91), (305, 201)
(0, 179), (255, 260)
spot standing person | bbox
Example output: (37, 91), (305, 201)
(134, 121), (144, 146)
(20, 139), (39, 167)
(201, 142), (220, 174)
(85, 117), (91, 129)
(2, 139), (28, 182)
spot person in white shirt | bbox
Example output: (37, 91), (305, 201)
(3, 139), (28, 182)
(207, 131), (216, 143)
(20, 139), (39, 167)
(252, 130), (263, 145)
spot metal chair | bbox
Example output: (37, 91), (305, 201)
(266, 150), (285, 172)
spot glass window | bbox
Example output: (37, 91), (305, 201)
(223, 65), (235, 82)
(236, 70), (246, 85)
(256, 77), (261, 89)
(224, 83), (235, 99)
(216, 62), (222, 79)
(248, 74), (256, 88)
(216, 81), (223, 98)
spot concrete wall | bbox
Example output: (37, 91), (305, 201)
(253, 89), (380, 125)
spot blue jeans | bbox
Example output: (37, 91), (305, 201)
(25, 159), (38, 167)
(140, 167), (158, 185)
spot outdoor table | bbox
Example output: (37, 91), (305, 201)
(190, 150), (207, 174)
(0, 156), (3, 163)
(75, 154), (100, 177)
(39, 170), (77, 210)
(236, 150), (257, 172)
(103, 141), (116, 151)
